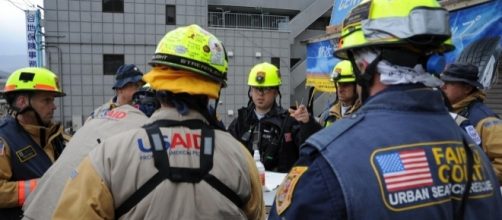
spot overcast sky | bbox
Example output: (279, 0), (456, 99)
(0, 0), (43, 74)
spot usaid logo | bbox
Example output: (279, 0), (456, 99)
(137, 132), (202, 152)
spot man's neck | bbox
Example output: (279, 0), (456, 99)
(254, 106), (271, 115)
(369, 74), (387, 97)
(116, 96), (128, 106)
(341, 101), (354, 107)
(16, 113), (39, 126)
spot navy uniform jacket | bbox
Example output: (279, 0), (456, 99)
(269, 85), (502, 220)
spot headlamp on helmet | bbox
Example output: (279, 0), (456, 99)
(331, 60), (355, 83)
(247, 62), (281, 87)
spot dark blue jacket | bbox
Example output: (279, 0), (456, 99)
(0, 116), (65, 220)
(459, 100), (499, 127)
(269, 86), (502, 220)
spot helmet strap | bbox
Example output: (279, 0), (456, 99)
(348, 51), (382, 102)
(246, 87), (253, 107)
(15, 94), (49, 127)
(277, 89), (282, 108)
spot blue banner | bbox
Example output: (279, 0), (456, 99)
(329, 0), (362, 26)
(446, 0), (502, 63)
(306, 40), (340, 92)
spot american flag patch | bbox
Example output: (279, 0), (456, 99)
(376, 149), (433, 192)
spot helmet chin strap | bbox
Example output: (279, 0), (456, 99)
(15, 95), (48, 127)
(347, 51), (382, 102)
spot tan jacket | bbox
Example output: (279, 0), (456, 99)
(53, 108), (265, 220)
(85, 98), (118, 123)
(22, 105), (147, 220)
(324, 99), (362, 127)
(452, 91), (502, 183)
(0, 120), (70, 208)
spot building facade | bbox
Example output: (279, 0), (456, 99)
(43, 0), (331, 129)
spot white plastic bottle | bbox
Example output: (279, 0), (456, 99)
(253, 149), (266, 188)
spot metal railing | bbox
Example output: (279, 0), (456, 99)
(208, 12), (289, 30)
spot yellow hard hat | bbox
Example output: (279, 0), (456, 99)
(3, 67), (65, 96)
(247, 62), (281, 87)
(148, 24), (228, 87)
(334, 0), (454, 59)
(331, 60), (355, 83)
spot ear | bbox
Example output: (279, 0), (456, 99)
(462, 84), (475, 95)
(15, 94), (29, 109)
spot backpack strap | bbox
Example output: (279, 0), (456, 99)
(115, 119), (243, 219)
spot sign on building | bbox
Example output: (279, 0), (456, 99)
(306, 40), (339, 93)
(25, 10), (42, 67)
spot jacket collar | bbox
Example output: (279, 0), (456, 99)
(147, 107), (209, 124)
(452, 90), (486, 112)
(361, 84), (447, 113)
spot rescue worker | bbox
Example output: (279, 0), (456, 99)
(22, 89), (156, 220)
(86, 64), (144, 122)
(130, 84), (160, 117)
(440, 63), (502, 183)
(0, 67), (70, 220)
(52, 24), (265, 220)
(322, 60), (362, 127)
(270, 0), (502, 219)
(228, 62), (321, 173)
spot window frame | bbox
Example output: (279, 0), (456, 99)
(103, 0), (124, 13)
(166, 5), (176, 25)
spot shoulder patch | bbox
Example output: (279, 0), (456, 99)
(464, 125), (481, 145)
(275, 166), (308, 215)
(16, 145), (37, 162)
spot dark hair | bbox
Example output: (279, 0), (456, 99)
(4, 91), (32, 108)
(156, 91), (224, 130)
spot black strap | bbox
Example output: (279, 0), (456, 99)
(114, 120), (243, 219)
(204, 173), (244, 208)
(114, 171), (165, 218)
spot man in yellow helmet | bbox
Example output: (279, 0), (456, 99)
(228, 62), (321, 173)
(0, 67), (70, 219)
(270, 0), (502, 219)
(86, 64), (144, 122)
(322, 60), (362, 127)
(53, 24), (265, 219)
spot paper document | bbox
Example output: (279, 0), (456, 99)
(265, 171), (287, 191)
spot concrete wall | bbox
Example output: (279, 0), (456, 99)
(44, 0), (293, 127)
(44, 0), (208, 125)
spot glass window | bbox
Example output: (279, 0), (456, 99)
(166, 5), (176, 25)
(271, 57), (280, 70)
(103, 0), (123, 13)
(103, 54), (124, 75)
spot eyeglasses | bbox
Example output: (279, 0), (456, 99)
(251, 87), (276, 94)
